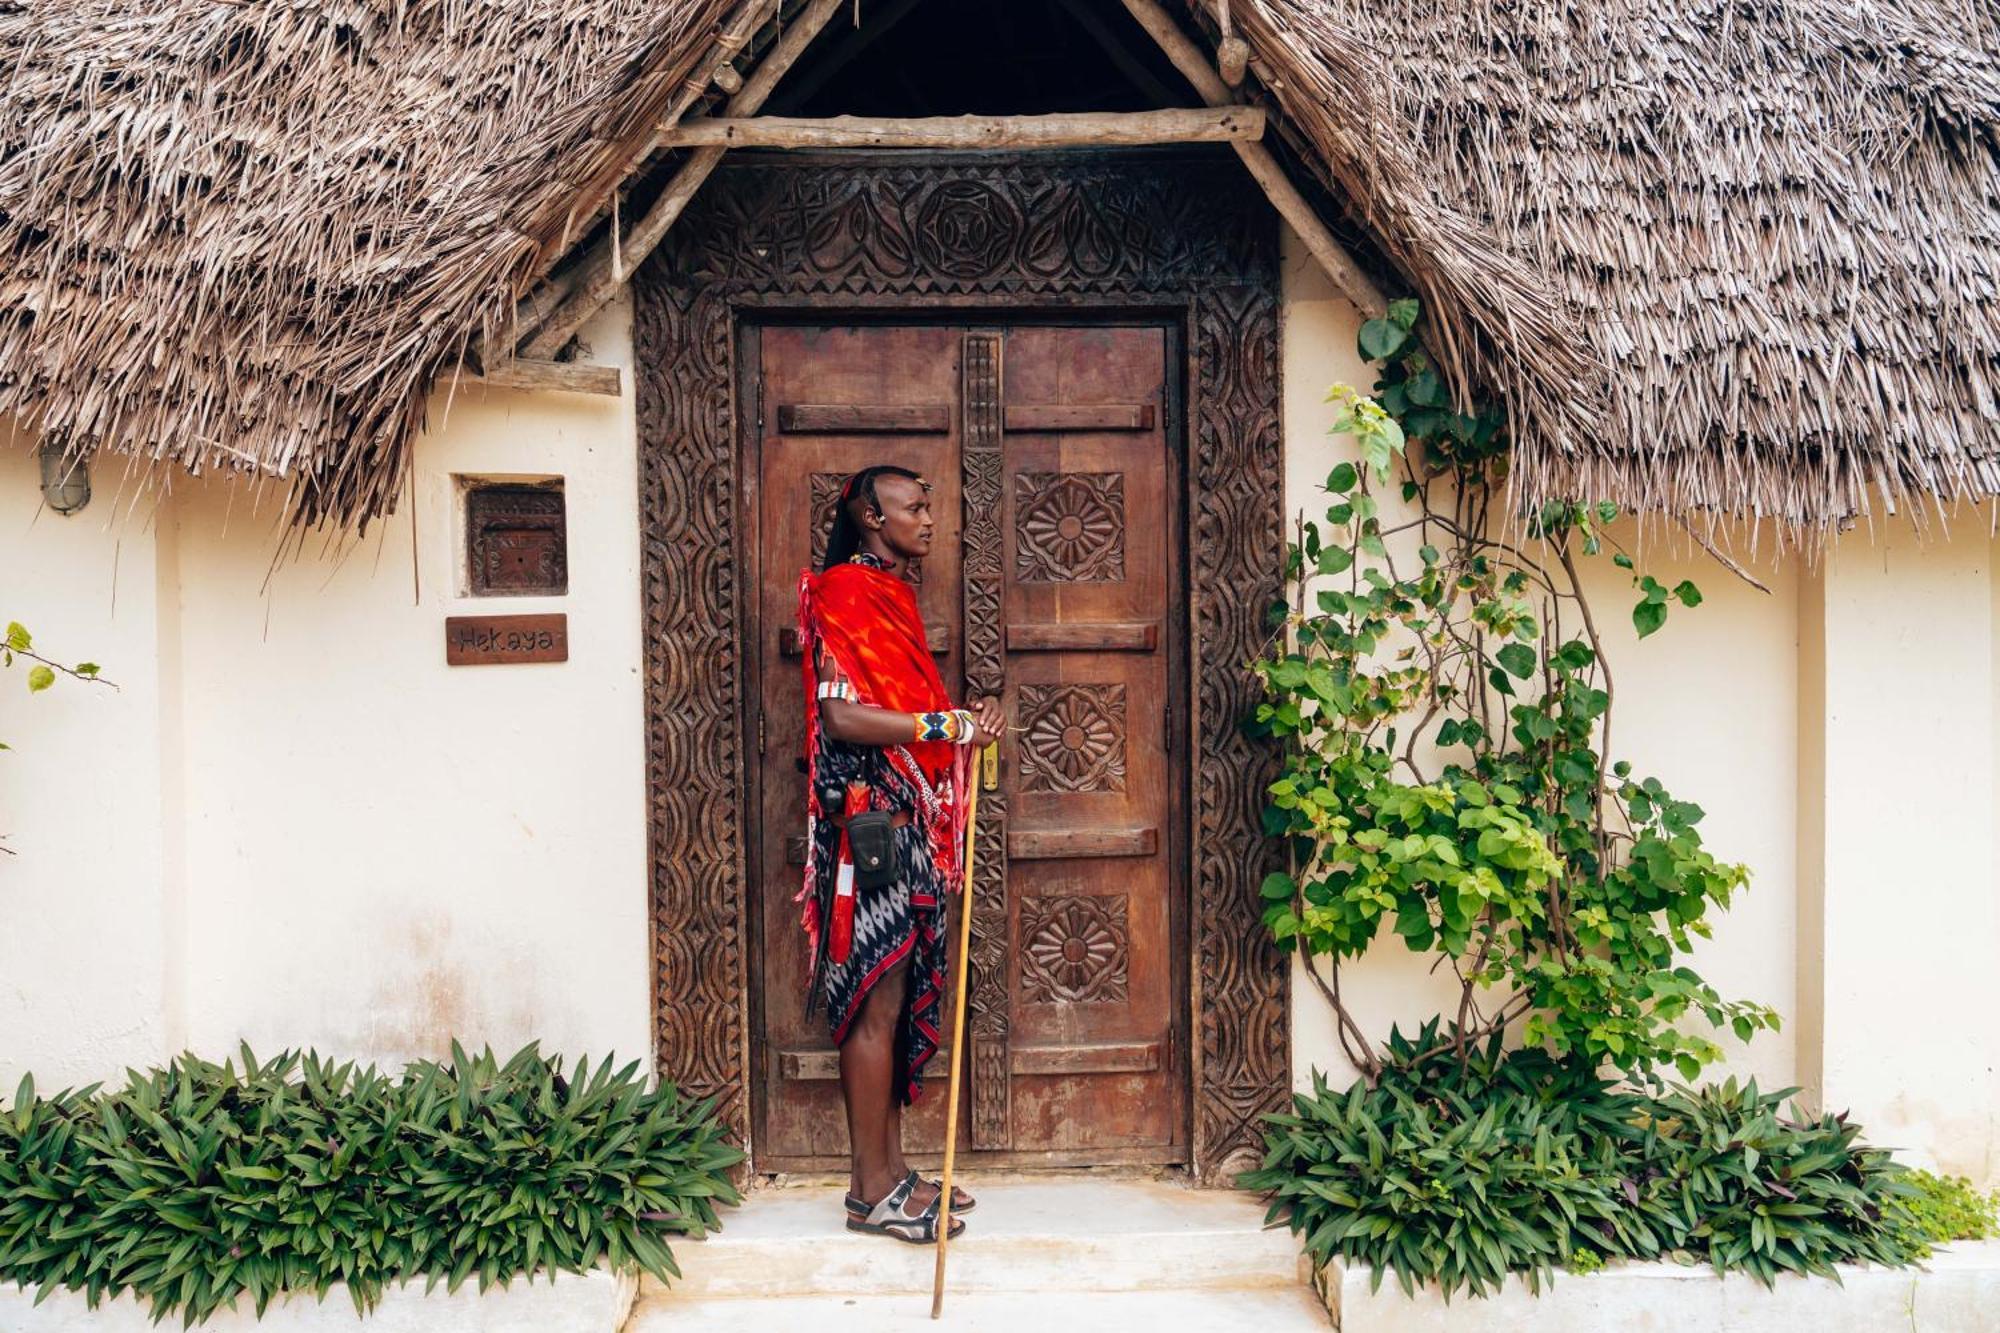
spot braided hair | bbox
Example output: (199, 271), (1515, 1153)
(822, 464), (923, 570)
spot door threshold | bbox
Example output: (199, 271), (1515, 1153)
(751, 1161), (1194, 1194)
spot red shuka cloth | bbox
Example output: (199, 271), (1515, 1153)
(795, 561), (971, 962)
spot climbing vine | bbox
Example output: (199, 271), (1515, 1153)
(1251, 300), (1778, 1083)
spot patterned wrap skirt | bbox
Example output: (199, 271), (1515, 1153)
(806, 737), (951, 1106)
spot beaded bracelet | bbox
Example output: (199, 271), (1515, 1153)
(913, 709), (978, 745)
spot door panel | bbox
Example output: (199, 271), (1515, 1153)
(753, 325), (964, 1162)
(751, 322), (1184, 1168)
(998, 326), (1177, 1152)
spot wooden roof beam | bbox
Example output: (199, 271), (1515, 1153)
(1118, 0), (1386, 319)
(658, 107), (1264, 150)
(513, 0), (779, 334)
(455, 358), (623, 396)
(519, 0), (848, 360)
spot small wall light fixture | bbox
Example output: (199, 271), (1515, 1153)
(38, 440), (91, 516)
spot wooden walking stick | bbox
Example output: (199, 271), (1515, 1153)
(930, 749), (984, 1318)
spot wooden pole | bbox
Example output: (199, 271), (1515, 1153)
(1116, 0), (1387, 319)
(660, 106), (1265, 150)
(511, 0), (778, 333)
(930, 761), (982, 1319)
(520, 0), (847, 358)
(455, 357), (622, 396)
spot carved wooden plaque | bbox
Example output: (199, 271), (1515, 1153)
(466, 484), (567, 596)
(444, 613), (568, 665)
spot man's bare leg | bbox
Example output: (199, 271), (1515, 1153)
(839, 955), (938, 1210)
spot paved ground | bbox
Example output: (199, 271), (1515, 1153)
(628, 1287), (1333, 1331)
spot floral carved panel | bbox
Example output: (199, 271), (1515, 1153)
(1018, 684), (1127, 794)
(1020, 894), (1130, 1005)
(1014, 472), (1126, 583)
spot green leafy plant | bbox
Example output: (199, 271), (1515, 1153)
(1883, 1170), (2000, 1257)
(1, 620), (103, 704)
(0, 1042), (741, 1325)
(1250, 301), (1777, 1083)
(1243, 1032), (1924, 1298)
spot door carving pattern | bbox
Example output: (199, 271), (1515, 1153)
(959, 332), (1013, 1150)
(1021, 894), (1131, 1005)
(1018, 683), (1127, 794)
(1014, 472), (1127, 583)
(634, 155), (1286, 1180)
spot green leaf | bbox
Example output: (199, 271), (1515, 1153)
(1632, 600), (1668, 639)
(1358, 318), (1410, 362)
(76, 662), (100, 677)
(5, 622), (29, 652)
(1612, 553), (1634, 570)
(1387, 297), (1420, 331)
(1673, 580), (1704, 608)
(1326, 463), (1358, 494)
(1317, 546), (1354, 576)
(1495, 643), (1537, 679)
(26, 665), (55, 693)
(1406, 369), (1450, 408)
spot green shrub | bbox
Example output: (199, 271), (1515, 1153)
(0, 1042), (742, 1325)
(1884, 1170), (2000, 1257)
(1243, 1026), (1926, 1298)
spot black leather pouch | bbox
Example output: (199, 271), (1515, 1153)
(845, 811), (899, 890)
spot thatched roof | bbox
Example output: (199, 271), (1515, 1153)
(1253, 0), (2000, 531)
(4, 1), (1997, 535)
(0, 0), (737, 526)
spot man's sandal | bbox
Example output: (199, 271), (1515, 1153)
(844, 1169), (974, 1221)
(846, 1172), (967, 1245)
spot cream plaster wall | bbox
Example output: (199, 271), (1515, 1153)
(0, 428), (174, 1089)
(1799, 519), (1999, 1180)
(0, 298), (650, 1087)
(172, 297), (650, 1071)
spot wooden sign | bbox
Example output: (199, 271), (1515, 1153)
(445, 613), (568, 666)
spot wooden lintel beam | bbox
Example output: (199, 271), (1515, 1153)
(457, 358), (623, 397)
(1118, 0), (1387, 318)
(659, 107), (1265, 150)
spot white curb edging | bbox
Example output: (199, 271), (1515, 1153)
(1323, 1239), (2000, 1331)
(0, 1266), (636, 1332)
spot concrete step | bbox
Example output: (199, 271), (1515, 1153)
(625, 1286), (1331, 1332)
(642, 1175), (1304, 1302)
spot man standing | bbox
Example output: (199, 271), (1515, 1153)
(795, 465), (1004, 1244)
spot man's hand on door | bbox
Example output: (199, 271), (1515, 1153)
(965, 696), (1007, 748)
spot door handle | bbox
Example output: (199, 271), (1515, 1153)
(981, 743), (1000, 791)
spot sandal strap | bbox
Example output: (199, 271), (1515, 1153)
(861, 1173), (918, 1228)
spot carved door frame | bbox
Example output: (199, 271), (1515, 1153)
(633, 150), (1288, 1182)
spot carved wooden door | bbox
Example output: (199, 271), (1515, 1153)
(750, 322), (1185, 1169)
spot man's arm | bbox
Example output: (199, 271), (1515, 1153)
(815, 644), (1003, 746)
